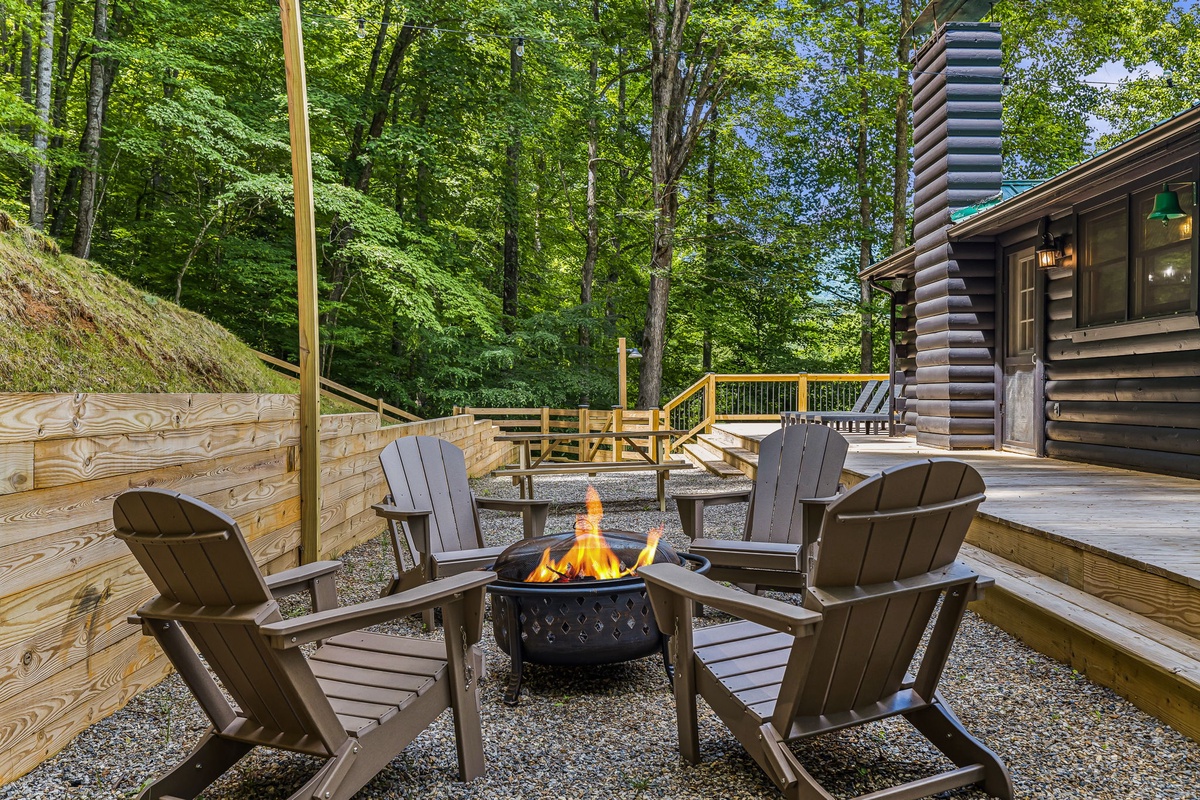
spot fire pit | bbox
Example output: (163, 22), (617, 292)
(488, 487), (708, 704)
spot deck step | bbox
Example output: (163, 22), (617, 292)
(961, 544), (1200, 741)
(681, 441), (746, 478)
(699, 433), (758, 479)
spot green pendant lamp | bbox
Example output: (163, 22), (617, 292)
(1148, 183), (1188, 224)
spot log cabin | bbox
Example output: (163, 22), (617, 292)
(862, 12), (1200, 479)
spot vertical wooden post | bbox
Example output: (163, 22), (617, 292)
(612, 405), (623, 462)
(797, 375), (809, 413)
(540, 406), (550, 462)
(618, 337), (628, 409)
(279, 0), (321, 564)
(704, 373), (717, 433)
(578, 404), (589, 463)
(376, 397), (385, 426)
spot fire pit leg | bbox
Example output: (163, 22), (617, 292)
(501, 597), (526, 705)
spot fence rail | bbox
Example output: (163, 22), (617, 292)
(254, 350), (421, 423)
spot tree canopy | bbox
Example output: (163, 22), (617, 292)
(0, 0), (1195, 415)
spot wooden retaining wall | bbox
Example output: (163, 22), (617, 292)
(0, 394), (510, 783)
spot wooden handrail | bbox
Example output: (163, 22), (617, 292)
(254, 350), (421, 422)
(662, 373), (711, 414)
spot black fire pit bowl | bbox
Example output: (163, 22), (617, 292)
(486, 530), (709, 704)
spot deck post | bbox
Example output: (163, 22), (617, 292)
(278, 0), (321, 564)
(578, 404), (589, 462)
(700, 374), (710, 431)
(797, 375), (808, 413)
(612, 405), (624, 462)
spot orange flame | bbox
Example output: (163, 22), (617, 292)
(524, 485), (664, 583)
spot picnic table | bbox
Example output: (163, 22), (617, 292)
(493, 429), (692, 511)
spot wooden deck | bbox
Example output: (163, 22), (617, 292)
(712, 423), (1200, 741)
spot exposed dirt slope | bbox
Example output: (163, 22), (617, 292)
(0, 212), (295, 393)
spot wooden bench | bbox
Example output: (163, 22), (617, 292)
(493, 460), (692, 511)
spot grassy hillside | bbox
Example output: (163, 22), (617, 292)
(0, 212), (296, 394)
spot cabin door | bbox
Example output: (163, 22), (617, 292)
(1001, 247), (1039, 453)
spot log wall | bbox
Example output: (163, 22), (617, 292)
(909, 22), (1003, 449)
(0, 394), (510, 783)
(1043, 270), (1200, 478)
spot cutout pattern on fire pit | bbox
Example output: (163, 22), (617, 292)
(487, 528), (708, 704)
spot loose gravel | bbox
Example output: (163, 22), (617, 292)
(5, 469), (1199, 799)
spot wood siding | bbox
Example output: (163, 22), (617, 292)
(909, 22), (1003, 448)
(1043, 266), (1200, 478)
(0, 396), (510, 783)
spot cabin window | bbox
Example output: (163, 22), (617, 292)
(1078, 201), (1129, 326)
(1076, 181), (1197, 327)
(1133, 183), (1195, 318)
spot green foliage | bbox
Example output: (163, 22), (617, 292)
(2, 0), (1195, 413)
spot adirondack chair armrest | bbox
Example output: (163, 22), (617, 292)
(473, 496), (551, 538)
(638, 563), (821, 638)
(372, 503), (434, 521)
(262, 571), (497, 649)
(268, 561), (348, 604)
(968, 574), (995, 601)
(372, 503), (434, 552)
(670, 489), (752, 540)
(806, 563), (980, 609)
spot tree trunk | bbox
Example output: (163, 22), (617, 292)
(892, 0), (911, 254)
(857, 0), (873, 374)
(19, 5), (31, 101)
(640, 0), (725, 408)
(702, 121), (716, 373)
(346, 0), (391, 187)
(71, 0), (107, 258)
(501, 36), (522, 323)
(579, 0), (600, 348)
(29, 0), (55, 230)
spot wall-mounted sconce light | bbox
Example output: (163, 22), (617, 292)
(1036, 220), (1064, 269)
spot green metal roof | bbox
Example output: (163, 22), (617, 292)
(950, 180), (1047, 223)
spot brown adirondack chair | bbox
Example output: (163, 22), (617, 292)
(374, 436), (549, 623)
(672, 424), (848, 595)
(114, 488), (493, 800)
(640, 458), (1014, 800)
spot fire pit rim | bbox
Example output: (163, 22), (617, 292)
(485, 549), (710, 595)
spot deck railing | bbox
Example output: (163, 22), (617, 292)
(662, 372), (888, 451)
(456, 406), (665, 463)
(464, 372), (888, 459)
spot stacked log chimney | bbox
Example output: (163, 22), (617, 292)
(909, 22), (1003, 448)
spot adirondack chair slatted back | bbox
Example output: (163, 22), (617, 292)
(791, 459), (984, 721)
(745, 425), (848, 544)
(380, 436), (484, 557)
(114, 489), (346, 755)
(864, 380), (891, 413)
(848, 380), (880, 413)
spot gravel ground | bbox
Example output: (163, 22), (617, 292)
(5, 469), (1200, 800)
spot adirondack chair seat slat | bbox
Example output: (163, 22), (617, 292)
(431, 545), (506, 576)
(688, 539), (802, 571)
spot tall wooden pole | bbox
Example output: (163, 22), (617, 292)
(618, 337), (628, 409)
(279, 0), (322, 564)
